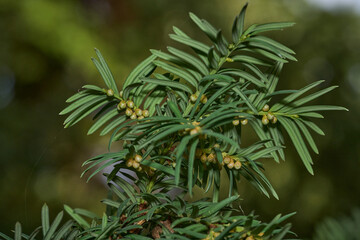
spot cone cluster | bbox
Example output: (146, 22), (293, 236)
(117, 99), (150, 120)
(201, 227), (264, 240)
(179, 121), (203, 136)
(261, 104), (277, 125)
(190, 93), (208, 104)
(126, 154), (144, 171)
(195, 144), (220, 165)
(194, 145), (243, 170)
(222, 154), (242, 170)
(232, 117), (248, 126)
(125, 154), (156, 176)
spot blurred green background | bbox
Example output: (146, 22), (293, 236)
(0, 0), (359, 238)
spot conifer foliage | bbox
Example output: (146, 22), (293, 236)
(1, 4), (347, 240)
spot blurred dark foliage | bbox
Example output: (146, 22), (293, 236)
(0, 0), (359, 238)
(313, 208), (360, 240)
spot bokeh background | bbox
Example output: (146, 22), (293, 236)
(0, 0), (359, 238)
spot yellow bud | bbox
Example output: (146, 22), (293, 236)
(119, 90), (123, 98)
(130, 113), (137, 120)
(200, 95), (208, 104)
(234, 161), (242, 169)
(142, 109), (150, 117)
(134, 154), (142, 163)
(267, 113), (274, 120)
(125, 108), (133, 116)
(138, 116), (144, 120)
(192, 121), (200, 126)
(224, 157), (231, 164)
(106, 89), (114, 97)
(116, 103), (121, 111)
(138, 166), (142, 171)
(227, 161), (234, 169)
(135, 108), (143, 116)
(133, 161), (140, 169)
(226, 57), (234, 62)
(126, 159), (133, 167)
(271, 116), (278, 124)
(118, 100), (127, 110)
(232, 119), (240, 126)
(190, 129), (198, 135)
(207, 153), (215, 162)
(213, 144), (220, 149)
(241, 119), (248, 125)
(127, 100), (135, 108)
(262, 115), (269, 125)
(190, 126), (201, 135)
(200, 154), (207, 163)
(262, 104), (270, 112)
(190, 94), (198, 103)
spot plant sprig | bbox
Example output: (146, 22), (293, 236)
(2, 3), (347, 239)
